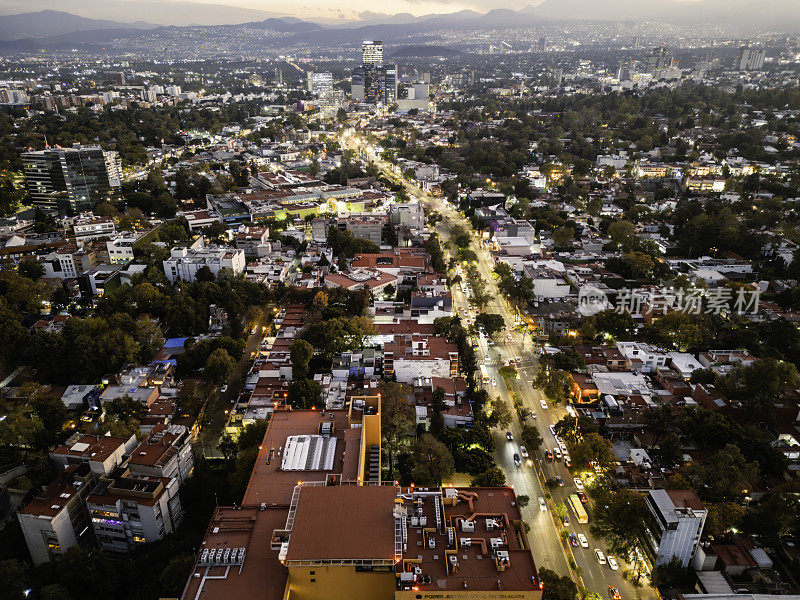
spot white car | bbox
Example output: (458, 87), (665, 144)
(608, 556), (619, 571)
(538, 497), (547, 512)
(540, 399), (548, 410)
(491, 378), (497, 387)
(595, 549), (607, 564)
(220, 384), (228, 393)
(520, 446), (529, 459)
(574, 477), (585, 491)
(549, 425), (557, 436)
(578, 534), (588, 548)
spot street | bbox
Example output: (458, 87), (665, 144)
(340, 130), (658, 600)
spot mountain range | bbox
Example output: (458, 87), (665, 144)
(1, 0), (799, 45)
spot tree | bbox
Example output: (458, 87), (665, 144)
(158, 554), (196, 598)
(521, 424), (543, 452)
(237, 420), (269, 451)
(203, 348), (235, 385)
(176, 381), (203, 418)
(287, 379), (322, 409)
(704, 502), (747, 536)
(0, 559), (29, 600)
(18, 256), (44, 280)
(290, 339), (315, 380)
(651, 556), (691, 588)
(517, 494), (530, 508)
(608, 220), (637, 251)
(687, 443), (759, 502)
(475, 313), (505, 336)
(135, 316), (164, 361)
(381, 382), (414, 478)
(539, 567), (578, 600)
(218, 433), (238, 462)
(411, 434), (454, 487)
(568, 433), (616, 472)
(490, 398), (513, 429)
(591, 488), (649, 565)
(552, 226), (574, 249)
(471, 466), (506, 487)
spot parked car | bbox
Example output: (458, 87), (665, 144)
(540, 399), (548, 410)
(553, 447), (562, 461)
(220, 384), (228, 393)
(569, 533), (579, 547)
(574, 477), (584, 491)
(578, 534), (589, 548)
(595, 549), (607, 564)
(538, 497), (548, 512)
(561, 515), (570, 527)
(549, 425), (557, 436)
(608, 556), (619, 571)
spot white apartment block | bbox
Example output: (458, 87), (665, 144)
(163, 245), (245, 282)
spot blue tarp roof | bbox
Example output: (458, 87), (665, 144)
(163, 337), (189, 349)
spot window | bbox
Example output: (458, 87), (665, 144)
(310, 579), (316, 583)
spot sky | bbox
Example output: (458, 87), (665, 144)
(0, 0), (734, 24)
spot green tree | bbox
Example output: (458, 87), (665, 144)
(411, 434), (455, 487)
(539, 567), (578, 600)
(521, 424), (544, 452)
(590, 488), (649, 566)
(475, 313), (505, 336)
(490, 398), (513, 429)
(18, 256), (44, 280)
(471, 466), (506, 487)
(687, 443), (759, 502)
(287, 379), (322, 409)
(203, 348), (235, 385)
(568, 433), (616, 471)
(381, 381), (414, 478)
(290, 339), (315, 380)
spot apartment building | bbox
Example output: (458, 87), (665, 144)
(50, 433), (138, 476)
(645, 489), (707, 567)
(87, 470), (183, 552)
(125, 424), (194, 485)
(235, 226), (270, 257)
(106, 231), (145, 264)
(163, 245), (246, 282)
(21, 144), (122, 210)
(382, 334), (459, 384)
(73, 215), (116, 241)
(18, 464), (95, 565)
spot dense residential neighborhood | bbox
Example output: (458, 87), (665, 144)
(0, 14), (799, 600)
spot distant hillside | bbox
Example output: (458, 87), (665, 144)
(0, 10), (154, 41)
(245, 17), (323, 33)
(389, 45), (462, 58)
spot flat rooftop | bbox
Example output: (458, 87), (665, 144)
(285, 485), (397, 563)
(242, 409), (351, 506)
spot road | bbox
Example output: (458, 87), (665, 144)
(340, 129), (658, 600)
(193, 310), (274, 458)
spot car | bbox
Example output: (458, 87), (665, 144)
(609, 586), (622, 600)
(540, 399), (548, 410)
(564, 455), (572, 467)
(506, 333), (512, 340)
(220, 384), (228, 393)
(555, 475), (564, 486)
(513, 453), (521, 467)
(506, 432), (514, 441)
(545, 450), (554, 461)
(549, 425), (557, 436)
(520, 446), (529, 458)
(569, 533), (579, 547)
(553, 447), (562, 461)
(574, 477), (585, 491)
(491, 378), (497, 387)
(559, 442), (568, 454)
(608, 556), (619, 571)
(578, 534), (589, 548)
(538, 497), (547, 512)
(561, 515), (570, 527)
(595, 549), (607, 564)
(578, 492), (588, 504)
